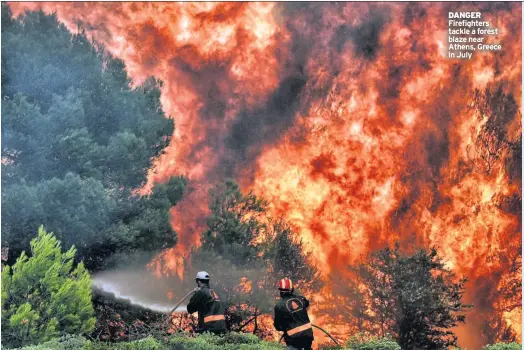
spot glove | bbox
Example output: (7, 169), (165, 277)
(193, 287), (200, 292)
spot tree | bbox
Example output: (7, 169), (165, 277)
(1, 226), (96, 348)
(201, 179), (268, 267)
(317, 269), (373, 336)
(350, 244), (471, 349)
(81, 176), (187, 270)
(263, 219), (322, 298)
(202, 180), (320, 287)
(1, 5), (185, 270)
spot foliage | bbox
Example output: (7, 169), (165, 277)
(345, 333), (401, 350)
(1, 5), (186, 270)
(1, 227), (96, 348)
(8, 333), (522, 350)
(168, 332), (285, 349)
(10, 335), (89, 350)
(316, 269), (372, 336)
(201, 179), (268, 267)
(10, 333), (286, 349)
(339, 244), (471, 349)
(483, 343), (522, 350)
(264, 219), (323, 297)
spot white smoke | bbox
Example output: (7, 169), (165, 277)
(91, 269), (189, 313)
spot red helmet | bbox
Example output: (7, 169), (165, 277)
(278, 278), (294, 292)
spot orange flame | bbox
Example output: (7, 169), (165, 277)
(236, 277), (253, 294)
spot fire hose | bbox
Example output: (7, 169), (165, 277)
(164, 290), (196, 326)
(278, 324), (339, 346)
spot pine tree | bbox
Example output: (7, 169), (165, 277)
(1, 5), (185, 270)
(201, 179), (268, 267)
(1, 226), (95, 348)
(263, 218), (322, 297)
(352, 244), (471, 349)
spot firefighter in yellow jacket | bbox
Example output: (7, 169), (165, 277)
(187, 271), (227, 335)
(274, 278), (314, 350)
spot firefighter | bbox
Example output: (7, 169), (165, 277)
(186, 271), (227, 335)
(274, 278), (314, 350)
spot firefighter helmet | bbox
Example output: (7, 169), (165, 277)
(278, 278), (294, 291)
(196, 271), (210, 280)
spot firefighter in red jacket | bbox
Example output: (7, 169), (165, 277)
(274, 278), (314, 350)
(187, 271), (227, 335)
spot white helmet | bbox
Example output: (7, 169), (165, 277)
(196, 271), (210, 280)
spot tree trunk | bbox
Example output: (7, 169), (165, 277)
(253, 308), (258, 334)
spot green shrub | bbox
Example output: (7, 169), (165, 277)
(2, 227), (95, 348)
(346, 334), (401, 350)
(12, 336), (164, 350)
(10, 335), (88, 350)
(167, 332), (284, 349)
(318, 344), (344, 350)
(483, 343), (522, 350)
(111, 337), (162, 350)
(213, 332), (261, 345)
(7, 333), (522, 350)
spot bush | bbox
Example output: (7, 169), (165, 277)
(318, 345), (344, 350)
(10, 336), (162, 350)
(1, 227), (95, 348)
(483, 343), (522, 350)
(10, 335), (89, 350)
(8, 334), (522, 350)
(346, 334), (401, 350)
(167, 332), (284, 349)
(11, 333), (285, 349)
(109, 337), (162, 350)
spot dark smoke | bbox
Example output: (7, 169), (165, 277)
(423, 125), (451, 178)
(403, 3), (427, 27)
(333, 10), (389, 60)
(223, 73), (307, 180)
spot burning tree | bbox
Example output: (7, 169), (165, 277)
(264, 219), (323, 297)
(468, 85), (522, 178)
(345, 244), (471, 349)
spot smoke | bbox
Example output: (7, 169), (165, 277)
(224, 73), (307, 182)
(94, 246), (276, 312)
(92, 269), (185, 313)
(183, 249), (278, 311)
(93, 250), (274, 313)
(334, 10), (389, 60)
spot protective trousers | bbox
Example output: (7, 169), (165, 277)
(286, 337), (313, 350)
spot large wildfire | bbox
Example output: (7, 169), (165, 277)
(9, 2), (522, 348)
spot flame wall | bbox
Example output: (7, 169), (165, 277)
(8, 2), (521, 347)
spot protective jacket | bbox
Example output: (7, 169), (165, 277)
(187, 285), (227, 333)
(274, 293), (314, 342)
